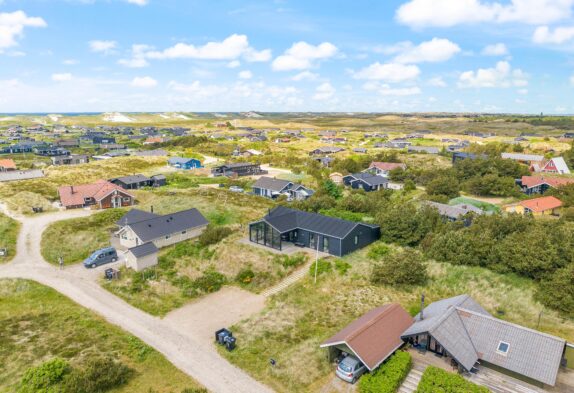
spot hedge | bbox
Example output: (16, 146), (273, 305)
(416, 366), (489, 393)
(359, 351), (412, 393)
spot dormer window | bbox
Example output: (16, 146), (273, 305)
(497, 341), (510, 355)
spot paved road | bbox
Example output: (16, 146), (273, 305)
(0, 207), (273, 393)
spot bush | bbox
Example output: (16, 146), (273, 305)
(273, 253), (307, 269)
(198, 225), (234, 247)
(536, 264), (574, 317)
(359, 351), (411, 393)
(367, 243), (391, 260)
(371, 250), (428, 287)
(235, 268), (255, 286)
(309, 258), (333, 276)
(62, 357), (131, 393)
(19, 358), (70, 393)
(334, 259), (352, 275)
(416, 366), (489, 393)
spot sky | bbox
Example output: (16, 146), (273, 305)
(1, 0), (574, 113)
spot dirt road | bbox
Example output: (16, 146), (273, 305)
(0, 208), (273, 393)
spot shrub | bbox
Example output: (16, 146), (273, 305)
(359, 351), (411, 393)
(273, 253), (307, 269)
(371, 250), (428, 287)
(536, 264), (574, 317)
(416, 366), (489, 393)
(19, 358), (70, 393)
(192, 271), (226, 294)
(62, 357), (131, 393)
(334, 259), (352, 275)
(309, 258), (333, 276)
(367, 243), (391, 260)
(235, 268), (255, 286)
(198, 225), (234, 247)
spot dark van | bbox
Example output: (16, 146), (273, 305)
(83, 247), (118, 268)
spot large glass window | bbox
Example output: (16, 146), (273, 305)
(309, 233), (316, 249)
(250, 222), (281, 250)
(323, 237), (329, 253)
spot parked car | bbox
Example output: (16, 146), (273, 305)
(83, 247), (118, 268)
(229, 186), (244, 193)
(336, 355), (367, 384)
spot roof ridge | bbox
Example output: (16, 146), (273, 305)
(456, 307), (566, 343)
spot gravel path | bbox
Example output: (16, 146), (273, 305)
(0, 207), (273, 393)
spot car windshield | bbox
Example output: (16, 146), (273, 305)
(339, 361), (353, 372)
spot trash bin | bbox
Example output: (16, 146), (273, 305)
(105, 268), (114, 280)
(224, 335), (236, 351)
(215, 328), (232, 345)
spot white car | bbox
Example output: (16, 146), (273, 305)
(229, 186), (244, 193)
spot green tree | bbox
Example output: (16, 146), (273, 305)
(320, 179), (342, 199)
(371, 250), (428, 286)
(426, 175), (460, 199)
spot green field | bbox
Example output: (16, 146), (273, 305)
(0, 279), (203, 393)
(0, 213), (19, 263)
(449, 196), (501, 212)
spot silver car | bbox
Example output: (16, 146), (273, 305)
(229, 186), (244, 193)
(336, 355), (367, 384)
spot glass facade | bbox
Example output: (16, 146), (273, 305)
(250, 221), (282, 250)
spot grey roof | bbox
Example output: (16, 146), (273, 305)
(408, 146), (440, 154)
(426, 201), (487, 219)
(253, 176), (293, 192)
(459, 308), (565, 386)
(345, 173), (389, 187)
(116, 209), (160, 227)
(134, 149), (168, 157)
(168, 157), (198, 165)
(128, 208), (208, 242)
(0, 169), (44, 182)
(401, 295), (566, 386)
(259, 206), (379, 239)
(501, 153), (544, 162)
(128, 242), (158, 258)
(112, 174), (150, 185)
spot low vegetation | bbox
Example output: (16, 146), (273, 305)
(0, 279), (203, 392)
(415, 366), (489, 393)
(41, 209), (125, 265)
(0, 212), (19, 262)
(359, 351), (411, 393)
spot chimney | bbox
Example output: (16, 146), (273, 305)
(420, 293), (425, 321)
(70, 185), (74, 194)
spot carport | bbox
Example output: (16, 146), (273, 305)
(320, 304), (414, 371)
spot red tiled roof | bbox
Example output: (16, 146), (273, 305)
(321, 303), (413, 370)
(521, 176), (574, 189)
(369, 162), (406, 171)
(58, 180), (133, 207)
(520, 196), (563, 212)
(0, 159), (16, 169)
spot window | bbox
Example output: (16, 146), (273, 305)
(354, 235), (359, 245)
(181, 230), (187, 235)
(123, 197), (131, 202)
(497, 341), (510, 355)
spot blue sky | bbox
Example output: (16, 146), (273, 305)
(1, 0), (574, 113)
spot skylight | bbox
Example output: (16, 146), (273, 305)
(497, 341), (510, 355)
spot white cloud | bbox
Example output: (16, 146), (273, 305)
(131, 76), (157, 88)
(458, 61), (528, 88)
(227, 60), (241, 68)
(393, 38), (460, 63)
(291, 71), (319, 81)
(379, 85), (422, 96)
(396, 0), (574, 28)
(312, 82), (335, 100)
(52, 73), (72, 82)
(482, 43), (509, 56)
(428, 76), (447, 87)
(272, 41), (338, 71)
(353, 62), (420, 82)
(126, 0), (148, 5)
(168, 80), (228, 97)
(63, 59), (78, 65)
(0, 11), (46, 50)
(118, 44), (151, 68)
(570, 74), (574, 86)
(238, 70), (253, 79)
(517, 88), (528, 94)
(533, 25), (574, 44)
(145, 34), (270, 62)
(89, 40), (117, 54)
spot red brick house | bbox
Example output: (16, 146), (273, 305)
(58, 180), (135, 209)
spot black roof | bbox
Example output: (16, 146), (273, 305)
(128, 242), (158, 258)
(128, 208), (209, 242)
(111, 174), (151, 185)
(253, 176), (293, 192)
(116, 209), (160, 227)
(345, 173), (389, 186)
(259, 206), (379, 239)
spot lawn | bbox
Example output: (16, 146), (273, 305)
(449, 196), (501, 213)
(0, 279), (204, 393)
(41, 209), (125, 265)
(218, 246), (574, 393)
(0, 213), (19, 262)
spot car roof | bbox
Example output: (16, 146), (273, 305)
(342, 355), (359, 365)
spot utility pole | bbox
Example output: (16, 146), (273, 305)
(537, 310), (543, 329)
(314, 236), (320, 284)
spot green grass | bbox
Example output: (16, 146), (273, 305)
(449, 196), (501, 212)
(41, 209), (125, 265)
(0, 213), (19, 262)
(0, 279), (203, 393)
(218, 247), (574, 393)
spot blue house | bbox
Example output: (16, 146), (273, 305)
(168, 157), (202, 170)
